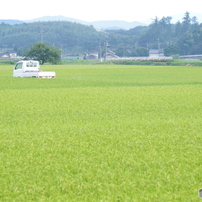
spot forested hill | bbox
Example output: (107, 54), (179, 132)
(0, 21), (105, 55)
(107, 12), (202, 56)
(1, 12), (202, 57)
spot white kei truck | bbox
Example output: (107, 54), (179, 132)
(13, 60), (56, 78)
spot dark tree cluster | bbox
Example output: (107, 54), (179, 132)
(108, 12), (202, 56)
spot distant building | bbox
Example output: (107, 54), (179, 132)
(84, 50), (99, 60)
(149, 49), (165, 58)
(0, 51), (17, 59)
(0, 52), (10, 59)
(105, 50), (119, 60)
(7, 51), (17, 59)
(0, 50), (24, 60)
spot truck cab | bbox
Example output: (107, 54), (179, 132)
(13, 60), (55, 78)
(13, 60), (40, 77)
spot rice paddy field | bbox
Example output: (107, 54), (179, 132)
(1, 64), (202, 201)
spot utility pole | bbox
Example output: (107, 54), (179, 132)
(60, 44), (63, 58)
(104, 40), (109, 61)
(103, 34), (110, 60)
(99, 42), (102, 61)
(60, 44), (66, 58)
(158, 38), (160, 51)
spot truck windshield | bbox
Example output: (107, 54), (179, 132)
(26, 62), (38, 67)
(15, 63), (23, 69)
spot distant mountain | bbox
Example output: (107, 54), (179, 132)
(0, 19), (24, 25)
(24, 15), (146, 30)
(24, 15), (88, 25)
(90, 20), (145, 30)
(1, 12), (202, 30)
(0, 16), (144, 30)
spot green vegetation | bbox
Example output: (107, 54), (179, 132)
(60, 59), (202, 66)
(0, 59), (16, 65)
(109, 12), (202, 56)
(1, 58), (202, 67)
(0, 21), (105, 55)
(1, 64), (202, 201)
(25, 42), (61, 65)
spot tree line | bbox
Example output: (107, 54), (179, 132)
(0, 12), (202, 57)
(108, 12), (202, 57)
(0, 21), (105, 55)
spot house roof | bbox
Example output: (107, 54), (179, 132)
(149, 49), (164, 54)
(106, 50), (119, 58)
(0, 53), (9, 58)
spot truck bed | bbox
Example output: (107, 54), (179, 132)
(38, 71), (56, 78)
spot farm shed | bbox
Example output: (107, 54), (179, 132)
(84, 50), (99, 60)
(149, 49), (165, 58)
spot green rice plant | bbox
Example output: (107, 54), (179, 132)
(0, 64), (202, 201)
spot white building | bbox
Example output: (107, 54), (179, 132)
(105, 50), (119, 60)
(84, 50), (99, 60)
(149, 49), (165, 58)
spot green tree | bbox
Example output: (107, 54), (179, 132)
(175, 21), (182, 37)
(136, 47), (149, 56)
(115, 47), (130, 57)
(164, 45), (179, 56)
(25, 42), (61, 64)
(182, 11), (191, 33)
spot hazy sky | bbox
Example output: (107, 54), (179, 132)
(2, 0), (201, 22)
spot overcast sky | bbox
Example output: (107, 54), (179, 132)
(1, 0), (201, 22)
